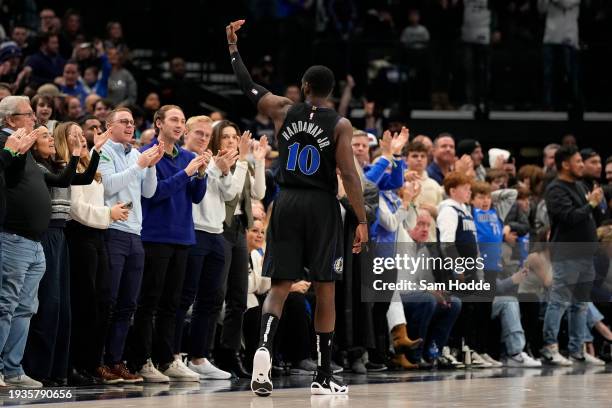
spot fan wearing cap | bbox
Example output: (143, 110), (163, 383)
(0, 42), (23, 84)
(457, 138), (485, 181)
(0, 42), (35, 97)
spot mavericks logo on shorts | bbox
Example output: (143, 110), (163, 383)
(333, 257), (344, 273)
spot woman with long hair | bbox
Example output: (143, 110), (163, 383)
(23, 122), (109, 386)
(208, 120), (266, 378)
(60, 124), (138, 384)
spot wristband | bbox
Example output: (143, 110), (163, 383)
(3, 147), (19, 157)
(359, 221), (368, 225)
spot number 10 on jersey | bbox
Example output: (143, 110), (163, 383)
(286, 142), (321, 175)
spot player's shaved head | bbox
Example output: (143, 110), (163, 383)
(302, 65), (335, 98)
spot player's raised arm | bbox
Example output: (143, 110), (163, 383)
(226, 20), (292, 123)
(335, 117), (368, 253)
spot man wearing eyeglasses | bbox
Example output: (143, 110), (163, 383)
(0, 95), (52, 388)
(97, 107), (165, 384)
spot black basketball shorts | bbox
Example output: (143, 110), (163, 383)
(262, 188), (344, 282)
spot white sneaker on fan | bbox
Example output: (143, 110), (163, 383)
(470, 351), (493, 368)
(505, 352), (542, 368)
(137, 359), (170, 383)
(163, 359), (200, 382)
(481, 353), (503, 367)
(188, 359), (231, 380)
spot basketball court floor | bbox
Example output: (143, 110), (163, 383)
(2, 366), (611, 407)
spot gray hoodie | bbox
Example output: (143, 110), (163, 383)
(539, 0), (580, 49)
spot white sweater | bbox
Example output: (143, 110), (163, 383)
(462, 0), (492, 44)
(539, 0), (580, 48)
(70, 180), (112, 230)
(247, 249), (271, 309)
(192, 159), (266, 234)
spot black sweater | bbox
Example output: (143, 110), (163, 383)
(544, 178), (598, 259)
(0, 147), (17, 227)
(0, 130), (52, 241)
(36, 151), (100, 227)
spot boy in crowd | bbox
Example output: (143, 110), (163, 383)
(471, 181), (541, 367)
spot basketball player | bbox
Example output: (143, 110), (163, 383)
(226, 20), (368, 396)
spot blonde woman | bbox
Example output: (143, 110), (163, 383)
(60, 124), (139, 384)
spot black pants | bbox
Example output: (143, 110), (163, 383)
(215, 219), (249, 352)
(449, 271), (498, 354)
(129, 243), (189, 368)
(518, 293), (544, 358)
(369, 302), (391, 364)
(463, 42), (490, 106)
(243, 292), (311, 365)
(24, 227), (71, 380)
(65, 222), (112, 372)
(175, 231), (226, 358)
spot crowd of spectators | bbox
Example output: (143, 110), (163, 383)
(0, 2), (610, 391)
(242, 0), (612, 114)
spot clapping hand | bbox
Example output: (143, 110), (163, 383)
(404, 170), (422, 183)
(401, 180), (422, 206)
(198, 150), (213, 174)
(93, 125), (113, 152)
(252, 135), (268, 161)
(69, 126), (84, 157)
(238, 130), (252, 161)
(454, 154), (473, 174)
(137, 142), (165, 168)
(380, 130), (393, 159)
(215, 149), (239, 175)
(587, 187), (604, 207)
(5, 128), (39, 154)
(185, 154), (208, 177)
(391, 126), (409, 156)
(149, 142), (165, 167)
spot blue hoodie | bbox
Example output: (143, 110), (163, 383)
(99, 139), (157, 236)
(140, 139), (207, 245)
(363, 156), (405, 191)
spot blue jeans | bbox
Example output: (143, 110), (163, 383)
(492, 296), (525, 357)
(401, 291), (462, 360)
(175, 231), (225, 358)
(104, 229), (145, 365)
(0, 236), (3, 289)
(584, 302), (604, 343)
(542, 259), (594, 354)
(0, 232), (46, 377)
